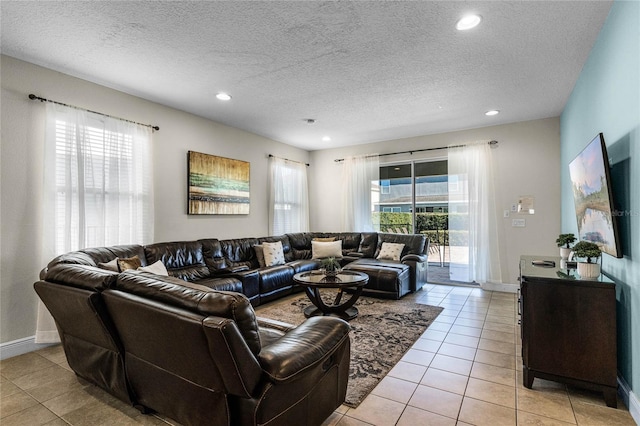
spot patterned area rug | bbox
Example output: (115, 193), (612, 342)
(255, 291), (443, 407)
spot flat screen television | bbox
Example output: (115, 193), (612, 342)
(568, 133), (622, 258)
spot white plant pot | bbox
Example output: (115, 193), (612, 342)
(577, 262), (600, 279)
(559, 247), (572, 259)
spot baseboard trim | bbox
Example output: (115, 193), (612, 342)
(618, 375), (640, 425)
(480, 281), (519, 293)
(0, 336), (56, 360)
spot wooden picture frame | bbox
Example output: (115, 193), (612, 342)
(187, 151), (250, 214)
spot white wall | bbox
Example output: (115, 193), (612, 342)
(0, 55), (309, 344)
(309, 117), (562, 285)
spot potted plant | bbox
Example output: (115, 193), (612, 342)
(556, 233), (577, 259)
(320, 257), (342, 277)
(572, 240), (601, 279)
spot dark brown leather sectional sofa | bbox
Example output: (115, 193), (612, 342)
(34, 231), (428, 425)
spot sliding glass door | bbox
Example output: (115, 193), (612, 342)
(373, 159), (471, 285)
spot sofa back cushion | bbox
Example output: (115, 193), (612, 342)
(220, 237), (260, 269)
(115, 271), (262, 354)
(374, 233), (426, 258)
(258, 235), (292, 262)
(358, 233), (379, 258)
(144, 241), (210, 281)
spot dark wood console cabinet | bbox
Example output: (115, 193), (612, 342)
(519, 255), (617, 407)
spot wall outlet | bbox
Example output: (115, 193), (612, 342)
(512, 219), (526, 227)
(511, 204), (518, 212)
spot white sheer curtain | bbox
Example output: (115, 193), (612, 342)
(36, 103), (154, 343)
(448, 142), (502, 285)
(341, 154), (380, 232)
(268, 156), (309, 235)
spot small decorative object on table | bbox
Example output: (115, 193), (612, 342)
(320, 256), (342, 277)
(572, 240), (601, 279)
(555, 233), (577, 259)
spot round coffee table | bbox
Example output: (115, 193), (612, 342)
(293, 270), (369, 320)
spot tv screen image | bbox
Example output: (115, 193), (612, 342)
(568, 133), (622, 258)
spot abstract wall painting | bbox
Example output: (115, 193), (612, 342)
(188, 151), (250, 215)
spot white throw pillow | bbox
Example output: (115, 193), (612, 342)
(98, 258), (119, 272)
(376, 242), (405, 261)
(262, 241), (285, 267)
(254, 244), (266, 268)
(138, 260), (169, 276)
(311, 240), (343, 259)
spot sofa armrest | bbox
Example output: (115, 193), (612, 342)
(346, 251), (364, 258)
(258, 316), (350, 383)
(402, 254), (427, 263)
(256, 316), (296, 333)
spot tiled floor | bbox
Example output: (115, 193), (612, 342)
(1, 284), (636, 425)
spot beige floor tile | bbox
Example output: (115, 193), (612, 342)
(412, 337), (442, 353)
(337, 415), (374, 425)
(475, 349), (516, 370)
(458, 397), (516, 426)
(401, 348), (436, 367)
(438, 343), (477, 361)
(42, 386), (103, 417)
(457, 311), (487, 321)
(430, 354), (473, 376)
(11, 364), (76, 391)
(387, 361), (427, 383)
(486, 314), (517, 325)
(483, 321), (517, 334)
(0, 353), (56, 381)
(471, 362), (516, 387)
(321, 411), (344, 426)
(35, 345), (66, 365)
(454, 318), (485, 328)
(25, 371), (88, 403)
(1, 389), (40, 418)
(61, 398), (141, 426)
(478, 338), (516, 355)
(481, 328), (516, 344)
(345, 394), (405, 426)
(408, 384), (463, 419)
(0, 378), (22, 397)
(370, 376), (418, 404)
(42, 417), (73, 426)
(0, 403), (58, 426)
(517, 386), (576, 424)
(433, 315), (456, 324)
(397, 405), (456, 426)
(422, 329), (448, 342)
(421, 367), (469, 395)
(571, 400), (636, 426)
(449, 325), (483, 338)
(517, 410), (576, 425)
(566, 385), (620, 408)
(429, 322), (453, 333)
(465, 377), (516, 408)
(444, 333), (480, 349)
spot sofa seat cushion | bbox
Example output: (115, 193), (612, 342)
(286, 259), (319, 274)
(343, 259), (411, 299)
(258, 265), (294, 293)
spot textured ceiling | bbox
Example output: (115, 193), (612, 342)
(1, 1), (612, 150)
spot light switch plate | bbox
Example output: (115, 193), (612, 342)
(504, 210), (510, 218)
(512, 219), (526, 227)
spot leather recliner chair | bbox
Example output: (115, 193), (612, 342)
(102, 271), (351, 426)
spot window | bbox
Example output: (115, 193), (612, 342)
(44, 103), (153, 255)
(269, 156), (309, 235)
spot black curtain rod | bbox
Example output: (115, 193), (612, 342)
(334, 140), (498, 162)
(28, 94), (160, 131)
(268, 154), (310, 167)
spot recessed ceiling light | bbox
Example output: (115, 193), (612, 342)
(485, 110), (500, 116)
(456, 14), (482, 30)
(322, 136), (331, 142)
(216, 93), (232, 101)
